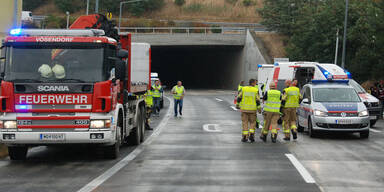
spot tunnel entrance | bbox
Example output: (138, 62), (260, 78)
(151, 45), (244, 90)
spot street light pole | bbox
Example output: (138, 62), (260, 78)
(66, 11), (70, 29)
(95, 0), (99, 13)
(334, 29), (339, 65)
(341, 0), (349, 69)
(86, 0), (89, 15)
(119, 0), (146, 33)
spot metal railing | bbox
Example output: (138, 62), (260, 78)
(118, 27), (250, 35)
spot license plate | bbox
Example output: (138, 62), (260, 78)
(336, 119), (352, 124)
(39, 133), (65, 141)
(370, 116), (377, 120)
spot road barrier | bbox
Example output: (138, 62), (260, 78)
(118, 27), (258, 34)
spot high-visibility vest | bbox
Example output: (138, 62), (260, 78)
(264, 89), (282, 113)
(238, 85), (243, 92)
(173, 86), (184, 99)
(144, 90), (153, 107)
(284, 86), (300, 108)
(240, 86), (259, 111)
(152, 85), (162, 97)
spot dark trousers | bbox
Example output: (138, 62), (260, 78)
(153, 97), (161, 114)
(174, 99), (183, 116)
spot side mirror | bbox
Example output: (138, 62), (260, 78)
(302, 98), (310, 104)
(115, 60), (126, 81)
(117, 49), (128, 59)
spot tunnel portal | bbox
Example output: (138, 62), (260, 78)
(151, 45), (244, 90)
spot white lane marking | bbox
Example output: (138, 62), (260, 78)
(285, 154), (316, 184)
(215, 98), (223, 102)
(203, 124), (222, 133)
(370, 128), (381, 133)
(77, 97), (173, 192)
(230, 106), (238, 111)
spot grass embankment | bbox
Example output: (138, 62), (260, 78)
(254, 32), (287, 59)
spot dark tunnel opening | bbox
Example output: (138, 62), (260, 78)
(151, 45), (244, 90)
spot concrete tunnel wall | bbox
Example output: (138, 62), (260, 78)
(140, 30), (267, 90)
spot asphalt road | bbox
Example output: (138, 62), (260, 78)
(1, 90), (383, 192)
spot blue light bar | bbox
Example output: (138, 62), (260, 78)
(312, 80), (349, 84)
(18, 105), (28, 109)
(345, 70), (352, 79)
(258, 64), (263, 68)
(10, 28), (22, 36)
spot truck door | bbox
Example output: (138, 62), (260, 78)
(294, 67), (315, 89)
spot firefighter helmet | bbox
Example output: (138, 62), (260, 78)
(38, 64), (53, 78)
(52, 64), (66, 79)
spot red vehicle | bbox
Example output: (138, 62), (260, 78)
(0, 14), (150, 160)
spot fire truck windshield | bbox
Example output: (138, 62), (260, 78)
(3, 45), (111, 83)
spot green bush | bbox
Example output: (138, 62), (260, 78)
(226, 0), (237, 5)
(23, 0), (47, 11)
(211, 25), (222, 33)
(54, 0), (84, 13)
(243, 0), (253, 6)
(174, 0), (186, 6)
(126, 0), (165, 16)
(183, 3), (204, 13)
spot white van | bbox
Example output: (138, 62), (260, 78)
(21, 11), (33, 24)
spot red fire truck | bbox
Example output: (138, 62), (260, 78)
(0, 14), (150, 160)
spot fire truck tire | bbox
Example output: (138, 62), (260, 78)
(140, 106), (146, 143)
(8, 146), (28, 160)
(105, 126), (121, 159)
(128, 110), (142, 146)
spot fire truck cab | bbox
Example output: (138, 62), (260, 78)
(0, 28), (149, 160)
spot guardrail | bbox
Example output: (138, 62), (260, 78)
(118, 27), (251, 34)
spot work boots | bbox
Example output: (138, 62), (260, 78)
(249, 134), (255, 143)
(283, 134), (290, 141)
(241, 135), (248, 143)
(292, 129), (298, 140)
(260, 134), (267, 142)
(271, 134), (277, 143)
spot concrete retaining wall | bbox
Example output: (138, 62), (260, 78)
(240, 30), (267, 84)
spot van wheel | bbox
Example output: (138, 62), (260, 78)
(308, 118), (317, 138)
(8, 146), (28, 161)
(297, 120), (304, 133)
(360, 130), (369, 139)
(370, 120), (377, 128)
(105, 126), (121, 159)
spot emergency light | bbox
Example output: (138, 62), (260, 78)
(10, 28), (22, 36)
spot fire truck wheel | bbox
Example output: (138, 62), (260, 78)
(140, 106), (146, 143)
(105, 127), (121, 159)
(8, 146), (28, 161)
(128, 110), (142, 146)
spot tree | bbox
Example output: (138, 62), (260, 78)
(174, 0), (186, 6)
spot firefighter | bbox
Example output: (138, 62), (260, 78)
(281, 79), (292, 134)
(237, 79), (261, 143)
(144, 88), (154, 130)
(260, 82), (282, 143)
(152, 80), (163, 117)
(238, 81), (245, 93)
(282, 79), (302, 140)
(254, 80), (261, 129)
(172, 81), (186, 117)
